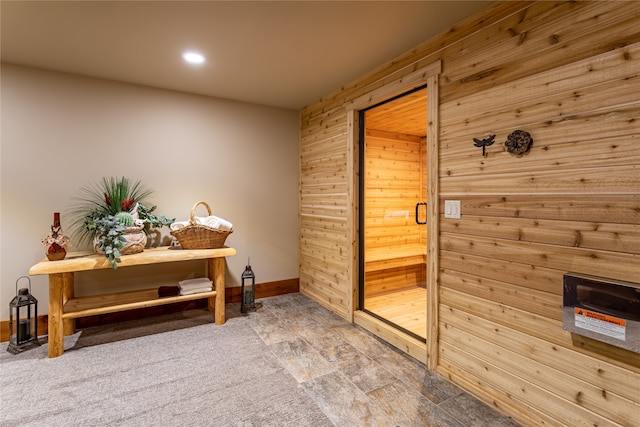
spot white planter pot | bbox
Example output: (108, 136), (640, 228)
(94, 224), (147, 256)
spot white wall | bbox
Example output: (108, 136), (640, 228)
(0, 64), (300, 319)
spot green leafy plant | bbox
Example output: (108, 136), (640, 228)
(69, 176), (174, 268)
(92, 215), (127, 269)
(135, 200), (174, 234)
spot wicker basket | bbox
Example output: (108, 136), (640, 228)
(170, 201), (233, 249)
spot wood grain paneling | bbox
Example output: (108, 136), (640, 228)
(363, 134), (425, 248)
(440, 215), (640, 254)
(299, 1), (640, 425)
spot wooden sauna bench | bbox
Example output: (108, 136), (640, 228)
(29, 246), (236, 358)
(364, 244), (426, 273)
(365, 244), (427, 297)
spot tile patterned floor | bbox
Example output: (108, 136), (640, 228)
(246, 292), (521, 427)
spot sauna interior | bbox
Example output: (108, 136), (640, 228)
(360, 87), (428, 340)
(300, 2), (640, 425)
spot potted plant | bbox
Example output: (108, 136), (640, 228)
(69, 177), (174, 269)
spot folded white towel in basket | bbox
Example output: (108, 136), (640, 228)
(170, 216), (233, 232)
(195, 215), (233, 231)
(170, 220), (190, 231)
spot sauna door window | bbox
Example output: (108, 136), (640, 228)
(359, 86), (428, 341)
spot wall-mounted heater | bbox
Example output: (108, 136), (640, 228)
(563, 273), (640, 353)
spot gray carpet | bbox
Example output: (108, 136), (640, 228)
(0, 309), (333, 427)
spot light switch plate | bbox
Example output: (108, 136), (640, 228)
(444, 200), (461, 219)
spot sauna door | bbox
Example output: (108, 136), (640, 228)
(359, 86), (428, 341)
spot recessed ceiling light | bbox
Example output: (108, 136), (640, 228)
(182, 52), (205, 64)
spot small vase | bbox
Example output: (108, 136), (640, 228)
(47, 243), (67, 261)
(45, 212), (68, 261)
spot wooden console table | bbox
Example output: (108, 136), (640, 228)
(28, 246), (236, 358)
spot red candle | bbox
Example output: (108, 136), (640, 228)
(53, 212), (60, 228)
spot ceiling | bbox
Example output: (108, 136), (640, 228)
(365, 87), (428, 136)
(1, 1), (490, 110)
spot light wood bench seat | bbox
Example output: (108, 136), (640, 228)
(364, 244), (426, 273)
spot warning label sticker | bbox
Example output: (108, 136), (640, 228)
(574, 307), (626, 341)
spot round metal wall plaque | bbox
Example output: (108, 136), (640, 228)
(505, 130), (533, 155)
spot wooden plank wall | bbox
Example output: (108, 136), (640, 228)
(364, 131), (424, 251)
(364, 131), (424, 254)
(299, 1), (640, 425)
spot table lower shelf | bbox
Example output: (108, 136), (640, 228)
(62, 288), (217, 319)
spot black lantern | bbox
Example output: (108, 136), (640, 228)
(8, 276), (40, 354)
(241, 259), (256, 313)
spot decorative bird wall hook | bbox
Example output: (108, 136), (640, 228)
(473, 134), (495, 157)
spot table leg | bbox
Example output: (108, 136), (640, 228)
(62, 272), (75, 336)
(208, 258), (225, 325)
(48, 273), (64, 358)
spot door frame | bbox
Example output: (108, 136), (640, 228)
(346, 60), (441, 370)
